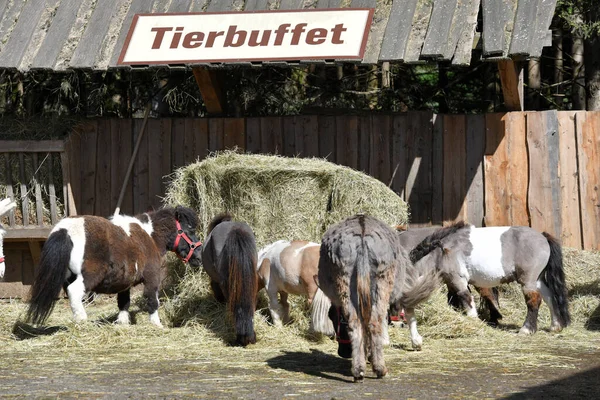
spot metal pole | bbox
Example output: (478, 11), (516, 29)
(113, 103), (151, 216)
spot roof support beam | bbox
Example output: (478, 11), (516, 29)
(192, 67), (226, 115)
(498, 59), (524, 111)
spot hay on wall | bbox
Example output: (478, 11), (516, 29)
(164, 151), (409, 247)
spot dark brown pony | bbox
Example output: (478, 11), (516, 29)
(26, 206), (202, 328)
(201, 213), (258, 346)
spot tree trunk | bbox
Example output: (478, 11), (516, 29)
(553, 29), (564, 107)
(584, 2), (600, 111)
(571, 14), (586, 109)
(527, 57), (541, 110)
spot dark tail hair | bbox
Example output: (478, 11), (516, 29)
(221, 228), (258, 346)
(400, 252), (441, 309)
(208, 212), (233, 234)
(541, 232), (571, 327)
(356, 217), (372, 329)
(26, 228), (73, 325)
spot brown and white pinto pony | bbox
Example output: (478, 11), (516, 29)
(201, 213), (258, 346)
(26, 206), (202, 328)
(0, 198), (17, 279)
(257, 240), (334, 335)
(318, 214), (439, 382)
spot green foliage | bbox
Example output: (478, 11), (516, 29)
(556, 0), (600, 38)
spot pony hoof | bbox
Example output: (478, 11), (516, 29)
(518, 327), (534, 335)
(353, 374), (365, 383)
(375, 367), (388, 378)
(116, 311), (130, 325)
(550, 325), (563, 333)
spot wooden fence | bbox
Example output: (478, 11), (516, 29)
(65, 111), (599, 250)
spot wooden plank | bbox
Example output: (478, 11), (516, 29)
(282, 116), (296, 157)
(294, 116), (306, 156)
(357, 116), (370, 173)
(368, 116), (381, 178)
(452, 0), (480, 65)
(508, 0), (539, 56)
(244, 0), (269, 10)
(3, 153), (15, 226)
(94, 120), (111, 217)
(443, 0), (475, 60)
(65, 128), (83, 216)
(110, 119), (133, 216)
(406, 111), (433, 224)
(316, 0), (343, 8)
(192, 118), (210, 161)
(184, 119), (197, 164)
(403, 0), (434, 62)
(318, 116), (336, 162)
(70, 0), (121, 68)
(47, 153), (58, 224)
(26, 241), (42, 284)
(483, 113), (509, 226)
(0, 141), (65, 153)
(0, 0), (26, 55)
(344, 116), (359, 170)
(576, 111), (600, 250)
(481, 0), (515, 56)
(206, 0), (236, 12)
(109, 0), (153, 66)
(246, 118), (262, 154)
(505, 112), (529, 226)
(351, 0), (386, 64)
(421, 0), (458, 59)
(379, 0), (418, 61)
(301, 115), (319, 158)
(278, 0), (306, 9)
(18, 153), (29, 227)
(4, 228), (52, 240)
(442, 114), (466, 223)
(171, 119), (186, 169)
(498, 60), (524, 111)
(132, 118), (149, 214)
(530, 0), (557, 57)
(1, 248), (22, 282)
(335, 116), (347, 166)
(526, 111), (561, 237)
(431, 113), (444, 224)
(390, 114), (408, 199)
(465, 114), (485, 227)
(79, 122), (98, 215)
(209, 118), (225, 152)
(189, 0), (210, 12)
(0, 0), (51, 68)
(168, 0), (193, 12)
(557, 111), (582, 248)
(224, 118), (246, 151)
(192, 68), (225, 115)
(32, 154), (44, 226)
(153, 0), (172, 13)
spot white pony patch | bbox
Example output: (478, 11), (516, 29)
(257, 240), (289, 270)
(52, 218), (87, 275)
(111, 214), (153, 237)
(293, 242), (319, 257)
(0, 225), (6, 279)
(466, 226), (511, 286)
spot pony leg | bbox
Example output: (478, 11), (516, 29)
(368, 312), (388, 378)
(519, 289), (542, 334)
(347, 310), (366, 382)
(279, 292), (291, 324)
(267, 288), (284, 327)
(538, 280), (562, 332)
(405, 307), (423, 350)
(144, 286), (163, 328)
(66, 274), (87, 323)
(210, 279), (226, 303)
(476, 286), (503, 325)
(117, 290), (131, 325)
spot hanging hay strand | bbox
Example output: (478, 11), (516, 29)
(163, 150), (409, 248)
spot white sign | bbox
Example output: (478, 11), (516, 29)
(118, 9), (373, 65)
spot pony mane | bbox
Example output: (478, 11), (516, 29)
(208, 212), (233, 234)
(409, 221), (469, 263)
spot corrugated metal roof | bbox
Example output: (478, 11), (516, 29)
(0, 0), (556, 71)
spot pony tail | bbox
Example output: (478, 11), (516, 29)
(221, 228), (258, 346)
(400, 253), (440, 309)
(542, 233), (571, 327)
(310, 288), (334, 336)
(26, 229), (73, 325)
(356, 235), (372, 328)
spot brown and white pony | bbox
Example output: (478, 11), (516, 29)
(410, 221), (571, 334)
(0, 198), (17, 279)
(257, 240), (334, 335)
(26, 206), (202, 328)
(318, 214), (439, 381)
(201, 213), (258, 346)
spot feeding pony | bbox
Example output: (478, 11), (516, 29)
(396, 224), (502, 324)
(317, 214), (439, 381)
(201, 213), (258, 346)
(26, 206), (202, 328)
(410, 221), (571, 334)
(0, 198), (17, 279)
(257, 240), (334, 335)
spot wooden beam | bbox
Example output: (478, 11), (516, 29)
(498, 59), (524, 111)
(192, 67), (226, 115)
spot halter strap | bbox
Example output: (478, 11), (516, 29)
(172, 220), (202, 263)
(336, 307), (352, 345)
(0, 256), (4, 263)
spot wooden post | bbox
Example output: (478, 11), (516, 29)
(192, 67), (226, 115)
(498, 60), (524, 111)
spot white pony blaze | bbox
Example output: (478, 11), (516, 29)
(0, 198), (17, 279)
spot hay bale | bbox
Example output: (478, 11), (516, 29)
(164, 151), (409, 247)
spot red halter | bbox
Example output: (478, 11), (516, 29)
(336, 307), (352, 345)
(172, 220), (202, 263)
(0, 256), (4, 263)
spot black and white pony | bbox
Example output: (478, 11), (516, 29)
(201, 213), (258, 346)
(410, 221), (571, 334)
(317, 214), (439, 381)
(26, 206), (203, 328)
(0, 198), (17, 279)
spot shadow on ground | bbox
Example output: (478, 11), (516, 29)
(267, 349), (353, 382)
(503, 365), (600, 399)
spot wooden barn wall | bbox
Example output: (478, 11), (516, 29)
(63, 110), (599, 251)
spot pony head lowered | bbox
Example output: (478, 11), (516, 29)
(0, 198), (17, 279)
(26, 205), (203, 328)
